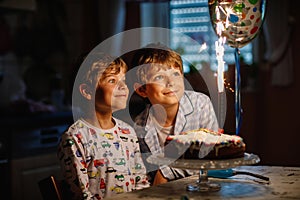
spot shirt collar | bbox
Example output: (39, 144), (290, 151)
(179, 92), (194, 115)
(144, 92), (195, 135)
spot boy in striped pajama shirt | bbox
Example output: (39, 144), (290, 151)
(132, 44), (219, 185)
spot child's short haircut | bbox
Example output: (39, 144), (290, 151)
(80, 53), (128, 89)
(132, 43), (183, 84)
(72, 52), (127, 115)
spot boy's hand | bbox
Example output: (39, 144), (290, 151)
(153, 170), (168, 186)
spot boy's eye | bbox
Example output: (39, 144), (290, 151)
(108, 78), (117, 83)
(153, 75), (164, 81)
(173, 71), (181, 77)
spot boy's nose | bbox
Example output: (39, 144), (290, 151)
(166, 77), (174, 87)
(118, 81), (128, 89)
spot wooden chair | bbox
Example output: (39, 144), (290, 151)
(38, 175), (71, 200)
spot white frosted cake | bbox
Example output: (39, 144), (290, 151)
(164, 128), (246, 159)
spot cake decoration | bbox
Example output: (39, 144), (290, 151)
(164, 128), (246, 159)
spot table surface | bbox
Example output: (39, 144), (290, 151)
(105, 165), (300, 200)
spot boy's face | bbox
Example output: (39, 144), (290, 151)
(95, 71), (129, 112)
(143, 67), (184, 107)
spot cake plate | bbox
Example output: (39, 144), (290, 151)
(146, 153), (260, 192)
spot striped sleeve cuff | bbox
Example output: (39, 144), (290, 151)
(160, 166), (176, 180)
(160, 166), (194, 180)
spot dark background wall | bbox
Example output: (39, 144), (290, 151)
(0, 0), (299, 167)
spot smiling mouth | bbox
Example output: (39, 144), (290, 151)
(163, 90), (177, 95)
(115, 93), (128, 97)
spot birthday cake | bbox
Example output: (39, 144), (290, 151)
(164, 128), (246, 160)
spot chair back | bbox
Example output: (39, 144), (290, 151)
(38, 175), (66, 200)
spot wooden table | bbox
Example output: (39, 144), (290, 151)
(105, 166), (300, 200)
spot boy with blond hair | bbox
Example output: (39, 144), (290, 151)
(58, 53), (149, 199)
(132, 44), (219, 185)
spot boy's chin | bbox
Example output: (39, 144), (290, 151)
(163, 96), (182, 104)
(112, 104), (127, 112)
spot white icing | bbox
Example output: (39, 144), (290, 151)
(169, 129), (242, 145)
(166, 129), (244, 159)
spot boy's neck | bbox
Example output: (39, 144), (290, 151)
(96, 111), (115, 129)
(85, 112), (115, 130)
(152, 104), (178, 127)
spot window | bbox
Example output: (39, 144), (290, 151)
(169, 0), (253, 73)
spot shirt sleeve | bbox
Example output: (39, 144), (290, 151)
(128, 127), (151, 189)
(201, 95), (219, 132)
(57, 128), (96, 199)
(160, 166), (198, 181)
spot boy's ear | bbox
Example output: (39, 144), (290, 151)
(134, 83), (148, 98)
(79, 83), (92, 100)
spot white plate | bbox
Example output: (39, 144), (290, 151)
(146, 153), (260, 170)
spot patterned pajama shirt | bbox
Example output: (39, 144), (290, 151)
(58, 118), (150, 199)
